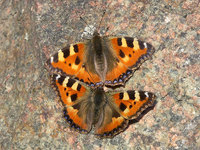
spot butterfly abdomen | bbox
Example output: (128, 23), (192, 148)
(92, 88), (106, 124)
(92, 33), (108, 81)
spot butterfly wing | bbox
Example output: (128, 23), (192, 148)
(94, 90), (155, 138)
(112, 90), (155, 119)
(47, 43), (101, 86)
(51, 74), (94, 133)
(104, 37), (154, 86)
(94, 102), (129, 138)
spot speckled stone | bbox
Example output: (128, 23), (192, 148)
(0, 0), (199, 149)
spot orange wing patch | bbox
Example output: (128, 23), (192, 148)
(64, 106), (88, 132)
(74, 66), (101, 86)
(50, 43), (84, 75)
(47, 43), (101, 85)
(105, 61), (128, 80)
(113, 90), (155, 119)
(104, 37), (154, 86)
(52, 74), (91, 133)
(94, 104), (129, 138)
(111, 37), (153, 68)
(54, 75), (86, 106)
(95, 90), (155, 138)
(95, 116), (128, 138)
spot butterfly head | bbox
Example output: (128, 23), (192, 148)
(93, 30), (100, 38)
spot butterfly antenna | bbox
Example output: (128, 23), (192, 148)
(80, 16), (89, 26)
(97, 10), (106, 32)
(97, 1), (112, 34)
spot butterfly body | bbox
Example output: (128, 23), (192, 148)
(84, 31), (113, 83)
(47, 32), (154, 87)
(51, 74), (155, 138)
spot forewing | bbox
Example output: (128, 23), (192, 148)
(105, 37), (154, 86)
(51, 74), (93, 133)
(47, 43), (101, 86)
(112, 90), (155, 119)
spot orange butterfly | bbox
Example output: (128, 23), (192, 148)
(51, 74), (155, 138)
(46, 31), (154, 87)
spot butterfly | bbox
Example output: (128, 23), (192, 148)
(51, 74), (155, 138)
(46, 31), (154, 87)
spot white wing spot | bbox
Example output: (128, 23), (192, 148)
(50, 57), (54, 63)
(56, 74), (61, 80)
(145, 92), (149, 97)
(144, 43), (147, 48)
